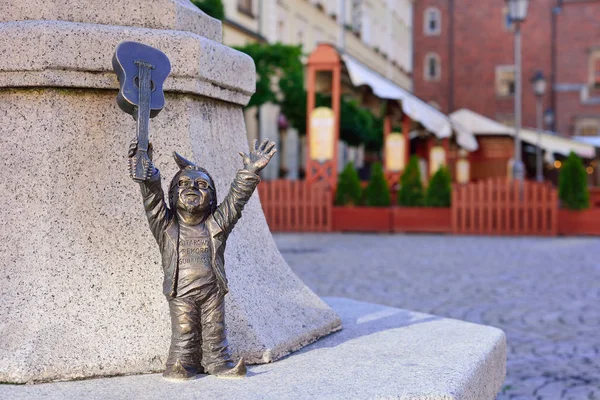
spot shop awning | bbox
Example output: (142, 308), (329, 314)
(449, 109), (514, 136)
(520, 129), (596, 161)
(572, 136), (600, 149)
(341, 54), (478, 151)
(452, 118), (480, 153)
(450, 109), (596, 161)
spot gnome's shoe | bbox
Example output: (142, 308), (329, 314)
(162, 360), (198, 381)
(210, 358), (247, 378)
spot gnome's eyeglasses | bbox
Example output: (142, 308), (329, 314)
(178, 178), (209, 189)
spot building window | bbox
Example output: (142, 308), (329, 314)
(424, 7), (441, 36)
(497, 113), (515, 128)
(581, 125), (599, 136)
(424, 53), (441, 81)
(296, 16), (308, 49)
(495, 65), (515, 97)
(352, 0), (363, 35)
(590, 50), (600, 88)
(238, 0), (254, 16)
(278, 20), (285, 42)
(277, 6), (288, 42)
(361, 13), (371, 45)
(575, 118), (600, 136)
(314, 28), (324, 47)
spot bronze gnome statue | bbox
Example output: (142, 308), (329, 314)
(128, 138), (276, 380)
(113, 41), (274, 380)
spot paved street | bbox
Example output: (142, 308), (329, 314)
(274, 233), (600, 400)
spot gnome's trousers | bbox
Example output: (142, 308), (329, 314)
(165, 284), (232, 372)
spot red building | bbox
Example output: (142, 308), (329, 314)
(413, 0), (600, 138)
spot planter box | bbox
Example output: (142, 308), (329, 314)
(558, 208), (600, 236)
(393, 207), (452, 233)
(332, 207), (392, 232)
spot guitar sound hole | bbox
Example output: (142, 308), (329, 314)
(133, 76), (157, 92)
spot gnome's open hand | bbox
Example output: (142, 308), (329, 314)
(239, 139), (277, 174)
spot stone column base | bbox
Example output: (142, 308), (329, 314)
(0, 18), (341, 383)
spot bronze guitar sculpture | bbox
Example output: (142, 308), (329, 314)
(113, 41), (171, 182)
(113, 41), (276, 380)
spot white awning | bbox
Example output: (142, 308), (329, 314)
(452, 118), (480, 152)
(449, 109), (514, 135)
(450, 109), (596, 160)
(341, 54), (478, 151)
(572, 136), (600, 148)
(521, 129), (596, 160)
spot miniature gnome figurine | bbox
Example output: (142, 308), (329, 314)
(128, 138), (276, 380)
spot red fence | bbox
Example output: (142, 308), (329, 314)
(589, 187), (600, 208)
(452, 178), (558, 236)
(258, 180), (332, 232)
(259, 178), (562, 235)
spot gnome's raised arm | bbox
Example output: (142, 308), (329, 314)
(211, 139), (276, 239)
(127, 139), (172, 247)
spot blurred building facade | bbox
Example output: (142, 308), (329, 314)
(221, 0), (414, 179)
(413, 0), (600, 138)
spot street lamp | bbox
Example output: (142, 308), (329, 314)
(506, 0), (529, 22)
(506, 0), (529, 183)
(531, 70), (547, 182)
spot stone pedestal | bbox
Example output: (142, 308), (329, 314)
(0, 1), (340, 384)
(0, 298), (507, 399)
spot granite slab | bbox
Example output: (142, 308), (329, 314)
(0, 298), (506, 400)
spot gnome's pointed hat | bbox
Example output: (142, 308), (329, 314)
(168, 152), (217, 213)
(173, 151), (196, 171)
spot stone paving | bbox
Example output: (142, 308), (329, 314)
(274, 233), (600, 400)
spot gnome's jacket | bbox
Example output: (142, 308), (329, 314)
(140, 168), (260, 299)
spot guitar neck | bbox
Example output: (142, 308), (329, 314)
(135, 60), (154, 152)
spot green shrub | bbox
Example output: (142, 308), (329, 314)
(191, 0), (225, 21)
(425, 167), (452, 207)
(316, 96), (384, 151)
(234, 43), (305, 132)
(365, 162), (391, 207)
(558, 152), (589, 210)
(398, 155), (424, 206)
(335, 163), (362, 206)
